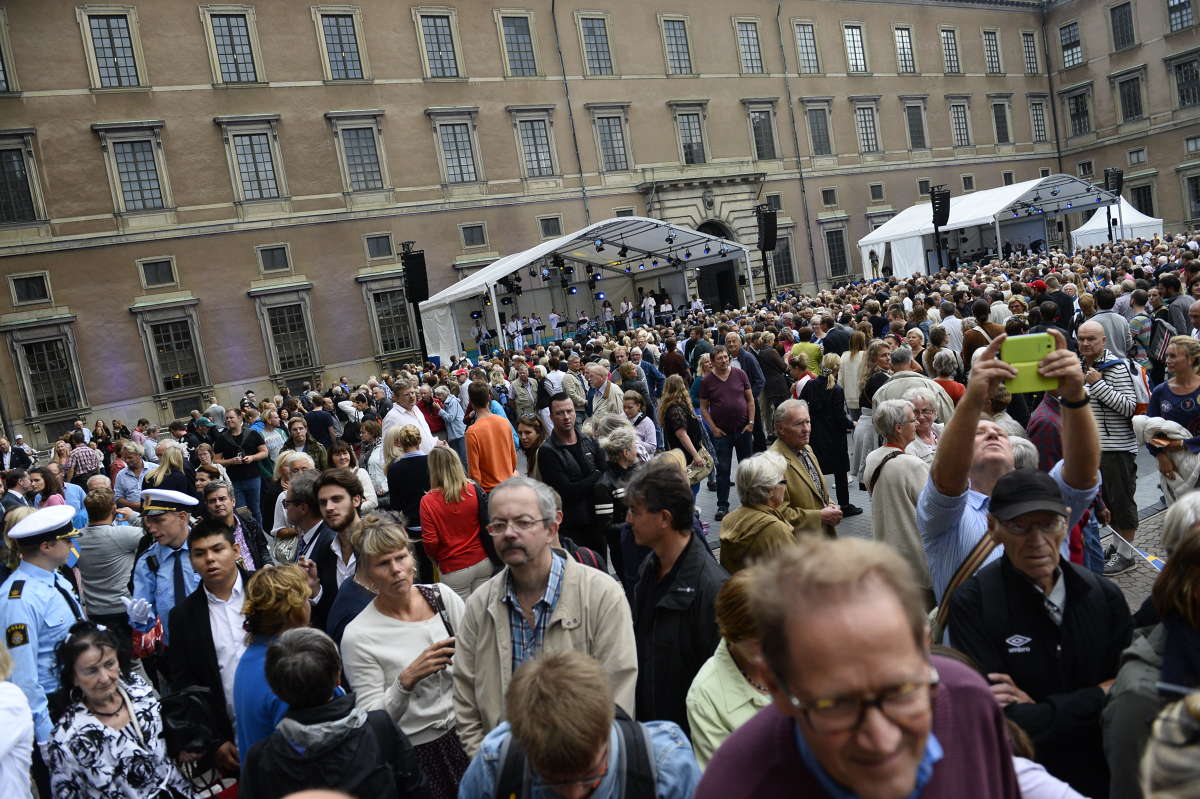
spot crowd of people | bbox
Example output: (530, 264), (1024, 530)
(2, 232), (1200, 798)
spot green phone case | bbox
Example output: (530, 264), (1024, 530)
(1001, 333), (1059, 394)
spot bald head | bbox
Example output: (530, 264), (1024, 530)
(1076, 320), (1106, 360)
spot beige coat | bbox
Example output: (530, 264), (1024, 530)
(452, 552), (638, 756)
(590, 379), (625, 419)
(769, 438), (835, 538)
(563, 369), (588, 411)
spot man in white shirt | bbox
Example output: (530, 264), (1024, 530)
(381, 378), (435, 453)
(642, 292), (656, 327)
(690, 295), (705, 313)
(938, 301), (964, 354)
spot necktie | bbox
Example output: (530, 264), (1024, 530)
(172, 549), (188, 605)
(55, 578), (84, 621)
(799, 449), (829, 504)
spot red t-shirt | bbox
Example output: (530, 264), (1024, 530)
(420, 484), (488, 573)
(934, 378), (966, 405)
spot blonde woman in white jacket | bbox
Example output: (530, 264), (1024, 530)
(838, 330), (869, 420)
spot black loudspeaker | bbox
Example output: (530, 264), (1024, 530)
(756, 208), (777, 252)
(401, 250), (429, 302)
(499, 311), (507, 324)
(1105, 168), (1124, 195)
(931, 187), (951, 227)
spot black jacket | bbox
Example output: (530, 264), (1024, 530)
(632, 532), (728, 736)
(538, 430), (604, 550)
(306, 522), (340, 631)
(948, 557), (1132, 799)
(3, 448), (31, 471)
(820, 326), (852, 356)
(240, 693), (423, 799)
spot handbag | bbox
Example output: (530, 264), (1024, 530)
(160, 685), (219, 759)
(686, 448), (715, 484)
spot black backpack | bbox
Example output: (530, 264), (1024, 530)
(494, 708), (655, 799)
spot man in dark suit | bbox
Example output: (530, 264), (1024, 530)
(0, 439), (31, 471)
(817, 315), (851, 356)
(1, 469), (31, 518)
(285, 470), (339, 630)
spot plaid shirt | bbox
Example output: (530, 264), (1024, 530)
(1026, 394), (1063, 473)
(502, 551), (565, 672)
(68, 445), (102, 475)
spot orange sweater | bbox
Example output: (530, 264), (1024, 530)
(466, 413), (517, 491)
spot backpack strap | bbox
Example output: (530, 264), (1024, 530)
(614, 710), (656, 799)
(866, 450), (904, 494)
(932, 531), (999, 643)
(494, 733), (531, 799)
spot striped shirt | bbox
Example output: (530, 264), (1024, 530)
(1084, 348), (1138, 453)
(502, 551), (565, 672)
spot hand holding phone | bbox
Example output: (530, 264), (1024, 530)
(1000, 333), (1059, 394)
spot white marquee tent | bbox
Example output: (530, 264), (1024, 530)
(857, 174), (1119, 278)
(418, 216), (749, 364)
(1070, 196), (1163, 248)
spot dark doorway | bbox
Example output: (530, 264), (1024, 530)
(696, 221), (740, 310)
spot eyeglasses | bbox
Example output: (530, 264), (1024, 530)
(781, 667), (939, 734)
(999, 517), (1067, 537)
(486, 517), (550, 536)
(914, 408), (936, 417)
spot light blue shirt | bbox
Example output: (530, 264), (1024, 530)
(131, 540), (200, 643)
(0, 561), (83, 741)
(918, 460), (1098, 603)
(114, 464), (155, 505)
(795, 721), (942, 799)
(61, 482), (87, 530)
(458, 720), (701, 799)
(438, 395), (466, 440)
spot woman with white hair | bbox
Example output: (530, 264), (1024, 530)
(716, 452), (795, 575)
(903, 386), (944, 464)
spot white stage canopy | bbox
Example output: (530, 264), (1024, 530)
(857, 174), (1119, 278)
(1070, 196), (1163, 248)
(419, 216), (749, 364)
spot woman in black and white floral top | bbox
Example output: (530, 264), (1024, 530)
(49, 621), (193, 799)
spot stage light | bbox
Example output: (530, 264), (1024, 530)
(618, 244), (628, 258)
(625, 266), (632, 273)
(665, 231), (676, 244)
(639, 264), (646, 270)
(1012, 210), (1019, 218)
(484, 298), (492, 306)
(703, 244), (711, 255)
(560, 278), (569, 289)
(1051, 188), (1060, 196)
(568, 286), (578, 295)
(1066, 202), (1072, 209)
(684, 249), (692, 259)
(1096, 196), (1103, 203)
(500, 296), (513, 305)
(1032, 193), (1042, 202)
(528, 267), (537, 278)
(651, 258), (659, 266)
(541, 268), (550, 279)
(595, 291), (606, 300)
(718, 245), (728, 256)
(594, 239), (605, 252)
(471, 311), (482, 319)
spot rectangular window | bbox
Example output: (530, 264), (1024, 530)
(614, 207), (634, 217)
(1039, 167), (1050, 178)
(825, 229), (849, 277)
(941, 29), (960, 73)
(992, 103), (1010, 144)
(1068, 94), (1091, 135)
(950, 103), (971, 147)
(678, 113), (705, 164)
(1129, 147), (1147, 165)
(1131, 184), (1153, 216)
(366, 233), (393, 259)
(1189, 175), (1200, 218)
(596, 116), (628, 171)
(737, 21), (763, 73)
(1119, 78), (1143, 121)
(502, 16), (537, 76)
(461, 223), (486, 247)
(11, 274), (49, 304)
(373, 290), (413, 353)
(662, 19), (692, 74)
(140, 259), (175, 287)
(539, 216), (562, 237)
(1060, 22), (1082, 68)
(843, 24), (867, 73)
(1031, 102), (1048, 142)
(795, 23), (820, 73)
(518, 119), (554, 177)
(905, 106), (927, 149)
(258, 245), (290, 272)
(1177, 61), (1200, 107)
(855, 106), (879, 153)
(771, 236), (795, 286)
(151, 320), (202, 392)
(766, 194), (782, 211)
(1170, 0), (1195, 31)
(750, 110), (776, 159)
(88, 14), (140, 87)
(962, 174), (975, 191)
(0, 37), (10, 92)
(1006, 170), (1018, 184)
(983, 30), (1002, 73)
(1078, 160), (1094, 177)
(437, 123), (477, 183)
(0, 147), (36, 223)
(211, 14), (257, 82)
(321, 14), (364, 80)
(1023, 32), (1039, 73)
(233, 133), (280, 199)
(869, 183), (884, 202)
(23, 339), (78, 414)
(581, 17), (613, 75)
(821, 187), (837, 206)
(420, 14), (459, 77)
(342, 128), (383, 191)
(894, 27), (915, 73)
(918, 178), (931, 194)
(267, 304), (313, 371)
(1188, 135), (1200, 153)
(807, 107), (831, 156)
(1111, 3), (1135, 50)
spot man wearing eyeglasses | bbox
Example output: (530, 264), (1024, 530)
(697, 537), (1020, 799)
(453, 476), (637, 757)
(946, 468), (1132, 799)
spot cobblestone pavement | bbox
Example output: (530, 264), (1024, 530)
(1107, 504), (1167, 612)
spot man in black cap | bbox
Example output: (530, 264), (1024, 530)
(946, 468), (1132, 799)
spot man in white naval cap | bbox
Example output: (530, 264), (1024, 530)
(125, 488), (201, 658)
(0, 505), (83, 793)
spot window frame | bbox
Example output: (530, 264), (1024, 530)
(255, 242), (293, 275)
(658, 14), (694, 76)
(0, 8), (19, 93)
(668, 101), (709, 165)
(413, 6), (466, 80)
(1078, 159), (1095, 178)
(803, 100), (834, 158)
(869, 182), (885, 202)
(1022, 30), (1040, 74)
(917, 178), (931, 196)
(1060, 21), (1083, 69)
(1003, 171), (1016, 185)
(982, 29), (1003, 74)
(586, 102), (632, 172)
(842, 22), (869, 74)
(538, 214), (563, 239)
(1038, 167), (1051, 178)
(312, 5), (371, 82)
(940, 27), (961, 74)
(1029, 99), (1049, 143)
(198, 4), (266, 86)
(949, 100), (973, 148)
(507, 104), (559, 179)
(1128, 146), (1147, 165)
(91, 120), (174, 216)
(901, 98), (929, 151)
(577, 11), (616, 77)
(325, 110), (391, 195)
(1116, 74), (1144, 121)
(820, 187), (838, 208)
(495, 9), (541, 78)
(76, 5), (149, 90)
(894, 25), (916, 74)
(1129, 182), (1155, 217)
(131, 301), (211, 398)
(0, 129), (49, 226)
(425, 106), (483, 185)
(823, 227), (850, 278)
(793, 20), (821, 75)
(1109, 2), (1137, 52)
(357, 275), (418, 361)
(459, 222), (488, 250)
(743, 99), (779, 161)
(852, 101), (881, 154)
(1168, 53), (1200, 109)
(8, 270), (51, 307)
(363, 232), (395, 262)
(734, 17), (765, 75)
(250, 286), (321, 379)
(1169, 0), (1196, 32)
(989, 97), (1012, 145)
(1064, 90), (1093, 137)
(961, 173), (976, 192)
(1188, 134), (1200, 154)
(9, 324), (88, 424)
(135, 255), (179, 290)
(215, 114), (289, 206)
(770, 233), (796, 287)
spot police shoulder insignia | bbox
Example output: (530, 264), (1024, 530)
(7, 580), (24, 599)
(6, 623), (27, 647)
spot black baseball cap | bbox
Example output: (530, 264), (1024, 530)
(989, 469), (1068, 521)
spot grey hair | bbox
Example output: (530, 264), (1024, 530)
(599, 424), (638, 458)
(434, 385), (450, 400)
(1161, 490), (1200, 555)
(489, 475), (558, 521)
(932, 349), (959, 378)
(585, 413), (629, 441)
(1009, 436), (1038, 470)
(201, 479), (235, 499)
(735, 451), (787, 507)
(873, 399), (914, 441)
(288, 469), (320, 512)
(265, 627), (341, 709)
(772, 398), (809, 428)
(890, 347), (914, 368)
(901, 386), (937, 409)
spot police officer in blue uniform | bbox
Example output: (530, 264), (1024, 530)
(125, 488), (200, 656)
(0, 504), (84, 794)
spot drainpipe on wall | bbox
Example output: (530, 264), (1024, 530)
(551, 0), (592, 225)
(774, 1), (821, 290)
(1040, 4), (1065, 175)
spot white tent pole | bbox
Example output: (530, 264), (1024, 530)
(745, 256), (757, 303)
(1117, 199), (1125, 241)
(994, 217), (1002, 257)
(449, 309), (463, 363)
(488, 285), (506, 352)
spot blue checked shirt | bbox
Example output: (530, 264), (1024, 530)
(502, 552), (565, 672)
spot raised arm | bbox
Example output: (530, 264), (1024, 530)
(1041, 329), (1099, 491)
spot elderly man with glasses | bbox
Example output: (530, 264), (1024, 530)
(947, 468), (1132, 799)
(453, 475), (637, 757)
(697, 537), (1021, 799)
